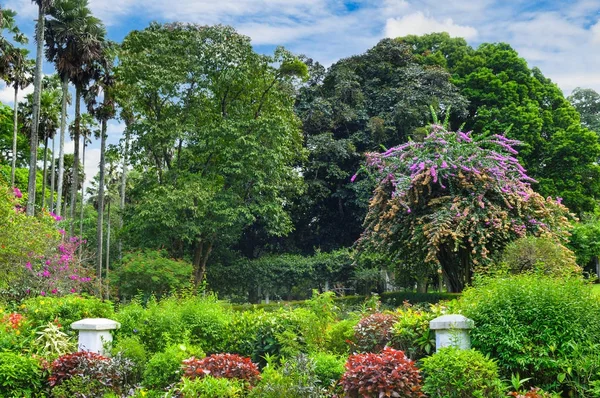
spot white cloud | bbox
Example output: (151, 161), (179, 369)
(0, 83), (34, 107)
(3, 0), (38, 20)
(384, 12), (478, 39)
(592, 20), (600, 44)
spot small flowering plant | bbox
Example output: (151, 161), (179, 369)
(356, 126), (575, 291)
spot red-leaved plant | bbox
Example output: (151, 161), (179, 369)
(508, 387), (554, 398)
(182, 353), (260, 386)
(48, 351), (109, 387)
(353, 312), (397, 353)
(340, 347), (424, 398)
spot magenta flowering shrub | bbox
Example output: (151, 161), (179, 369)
(0, 182), (94, 299)
(356, 126), (575, 292)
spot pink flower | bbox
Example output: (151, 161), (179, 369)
(40, 291), (46, 296)
(42, 270), (50, 278)
(51, 289), (58, 294)
(58, 229), (65, 235)
(25, 262), (32, 270)
(350, 173), (357, 182)
(13, 187), (22, 198)
(70, 288), (76, 293)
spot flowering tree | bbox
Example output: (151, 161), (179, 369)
(356, 126), (574, 292)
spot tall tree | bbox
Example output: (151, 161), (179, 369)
(568, 87), (600, 134)
(45, 0), (104, 221)
(118, 23), (307, 288)
(3, 48), (34, 186)
(85, 43), (115, 280)
(27, 0), (54, 216)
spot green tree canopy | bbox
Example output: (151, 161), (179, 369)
(117, 23), (307, 287)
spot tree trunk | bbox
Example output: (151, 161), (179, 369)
(26, 5), (45, 216)
(79, 140), (86, 242)
(69, 85), (81, 236)
(97, 117), (107, 279)
(118, 126), (129, 260)
(438, 245), (470, 293)
(41, 134), (48, 208)
(105, 200), (111, 300)
(56, 77), (68, 217)
(192, 238), (213, 291)
(49, 134), (55, 212)
(10, 85), (18, 186)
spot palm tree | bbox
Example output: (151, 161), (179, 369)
(45, 0), (105, 221)
(3, 48), (34, 186)
(27, 0), (54, 216)
(85, 44), (115, 281)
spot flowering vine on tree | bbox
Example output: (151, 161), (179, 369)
(355, 125), (575, 292)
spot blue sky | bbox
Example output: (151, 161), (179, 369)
(2, 0), (600, 185)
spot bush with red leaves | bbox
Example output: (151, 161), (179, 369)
(353, 312), (397, 353)
(508, 387), (554, 398)
(48, 351), (109, 387)
(340, 347), (424, 398)
(182, 353), (260, 386)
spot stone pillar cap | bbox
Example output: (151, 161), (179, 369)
(430, 314), (474, 330)
(71, 318), (120, 331)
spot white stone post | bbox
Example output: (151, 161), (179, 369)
(71, 318), (120, 356)
(430, 314), (474, 350)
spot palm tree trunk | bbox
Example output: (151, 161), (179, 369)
(41, 134), (48, 208)
(79, 139), (86, 241)
(97, 117), (107, 279)
(10, 85), (18, 186)
(106, 199), (111, 300)
(118, 126), (129, 260)
(26, 5), (45, 216)
(69, 85), (81, 236)
(56, 76), (68, 217)
(49, 134), (55, 212)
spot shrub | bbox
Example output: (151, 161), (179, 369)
(459, 275), (600, 389)
(353, 312), (397, 353)
(252, 309), (307, 366)
(507, 387), (555, 398)
(309, 352), (345, 387)
(391, 302), (442, 360)
(324, 317), (358, 355)
(248, 354), (325, 398)
(500, 236), (580, 276)
(49, 351), (136, 396)
(0, 352), (44, 397)
(112, 335), (148, 382)
(22, 294), (114, 334)
(226, 309), (267, 357)
(175, 376), (245, 398)
(33, 321), (76, 358)
(182, 353), (260, 386)
(421, 347), (504, 398)
(112, 250), (193, 300)
(340, 347), (424, 398)
(143, 343), (205, 390)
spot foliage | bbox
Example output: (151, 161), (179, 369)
(174, 376), (245, 398)
(33, 321), (76, 358)
(289, 39), (469, 253)
(21, 294), (113, 333)
(353, 312), (397, 353)
(111, 335), (147, 382)
(309, 352), (346, 388)
(568, 217), (600, 270)
(357, 126), (573, 291)
(0, 352), (44, 397)
(112, 250), (192, 300)
(400, 34), (600, 214)
(118, 23), (306, 287)
(507, 387), (555, 398)
(500, 236), (580, 276)
(420, 347), (505, 398)
(458, 275), (600, 390)
(248, 354), (325, 398)
(142, 343), (205, 390)
(340, 347), (424, 398)
(568, 87), (600, 133)
(49, 352), (136, 397)
(324, 317), (358, 355)
(182, 353), (260, 386)
(391, 302), (443, 360)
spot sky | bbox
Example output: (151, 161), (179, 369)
(2, 0), (600, 187)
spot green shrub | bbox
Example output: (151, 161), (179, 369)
(324, 317), (358, 355)
(22, 294), (114, 334)
(112, 250), (192, 300)
(0, 352), (43, 397)
(112, 335), (148, 382)
(459, 275), (600, 390)
(309, 352), (345, 387)
(248, 354), (325, 398)
(421, 347), (504, 398)
(142, 343), (205, 390)
(500, 236), (580, 276)
(227, 309), (267, 357)
(252, 309), (307, 366)
(391, 303), (442, 360)
(175, 376), (245, 397)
